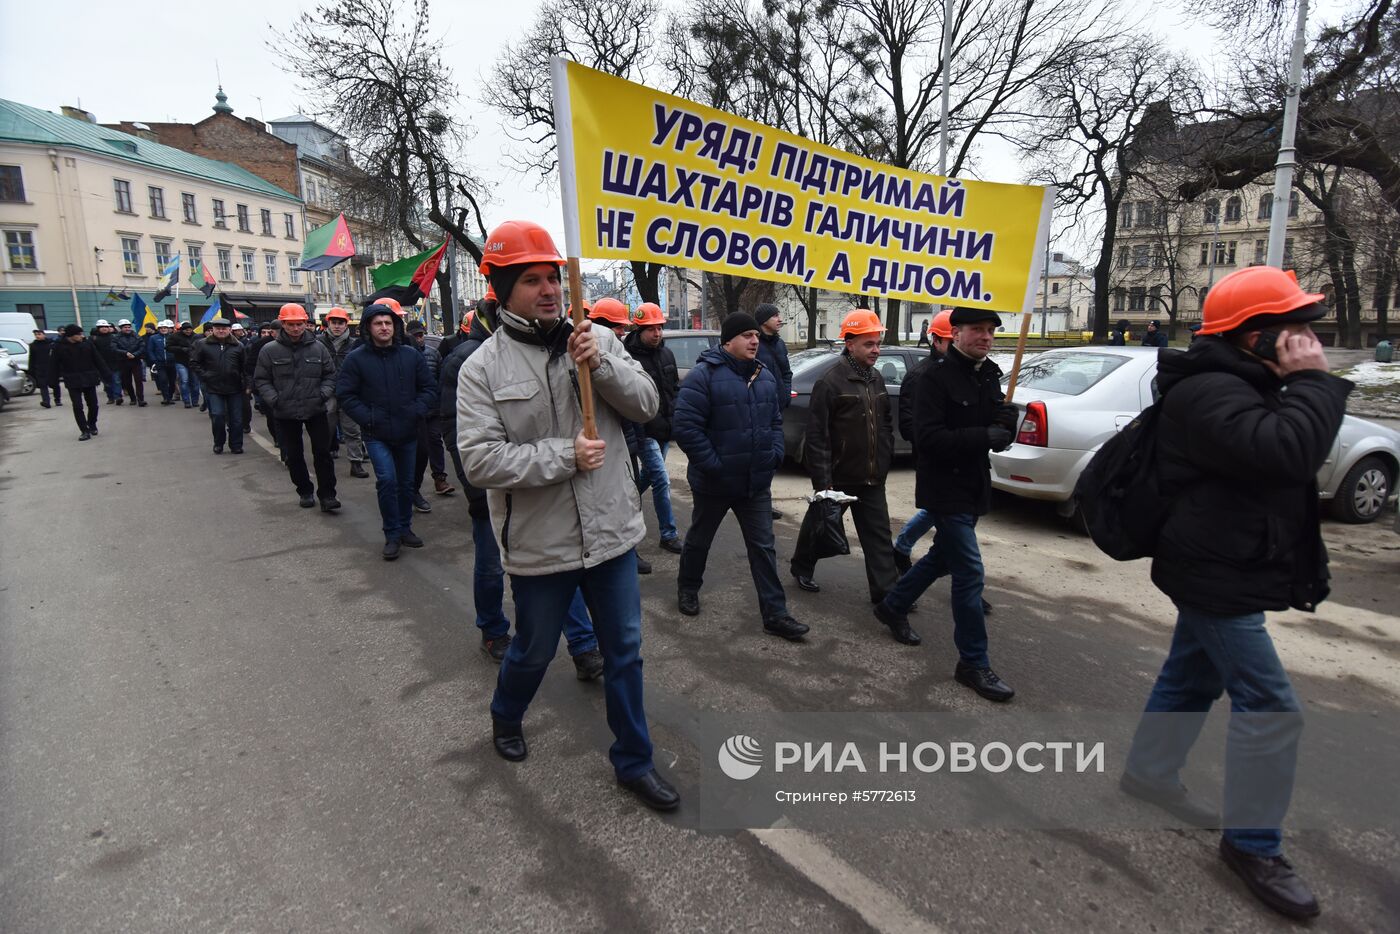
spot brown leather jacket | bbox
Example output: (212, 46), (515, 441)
(802, 353), (893, 490)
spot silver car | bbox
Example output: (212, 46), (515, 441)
(0, 349), (25, 409)
(991, 346), (1399, 524)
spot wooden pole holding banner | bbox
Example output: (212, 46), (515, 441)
(1005, 187), (1057, 403)
(1004, 312), (1032, 403)
(552, 56), (598, 440)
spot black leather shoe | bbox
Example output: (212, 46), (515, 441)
(412, 492), (432, 513)
(771, 508), (784, 520)
(230, 447), (243, 454)
(894, 550), (912, 575)
(793, 573), (820, 593)
(213, 445), (224, 455)
(874, 602), (921, 646)
(659, 536), (683, 554)
(382, 539), (401, 561)
(636, 554), (652, 574)
(78, 431), (91, 441)
(481, 634), (511, 662)
(764, 615), (809, 641)
(320, 497), (341, 512)
(399, 530), (423, 547)
(87, 425), (98, 435)
(492, 717), (528, 762)
(619, 769), (680, 811)
(573, 648), (605, 681)
(137, 400), (147, 407)
(350, 462), (369, 478)
(1219, 838), (1321, 920)
(982, 598), (993, 615)
(678, 591), (700, 616)
(954, 662), (1015, 702)
(1118, 772), (1218, 828)
(298, 494), (316, 508)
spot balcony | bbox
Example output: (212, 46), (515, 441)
(351, 252), (375, 266)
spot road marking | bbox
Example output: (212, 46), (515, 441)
(750, 825), (945, 934)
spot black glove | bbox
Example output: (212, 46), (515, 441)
(993, 403), (1020, 433)
(987, 426), (1014, 452)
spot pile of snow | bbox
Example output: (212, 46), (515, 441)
(1341, 361), (1400, 387)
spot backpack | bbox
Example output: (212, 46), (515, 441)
(1073, 403), (1169, 560)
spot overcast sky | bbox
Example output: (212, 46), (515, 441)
(0, 0), (1359, 265)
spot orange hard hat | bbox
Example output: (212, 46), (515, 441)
(930, 309), (954, 340)
(324, 307), (350, 322)
(839, 308), (885, 339)
(484, 284), (497, 302)
(590, 297), (632, 326)
(378, 297), (405, 317)
(632, 302), (665, 327)
(464, 309), (476, 331)
(278, 303), (309, 322)
(1199, 266), (1326, 336)
(478, 220), (565, 274)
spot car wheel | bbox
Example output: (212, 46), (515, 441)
(0, 386), (8, 411)
(1332, 456), (1393, 524)
(19, 373), (35, 395)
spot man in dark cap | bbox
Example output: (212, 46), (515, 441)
(873, 307), (1018, 699)
(190, 316), (246, 454)
(28, 328), (58, 408)
(49, 324), (112, 440)
(753, 302), (792, 520)
(1142, 320), (1169, 347)
(1109, 319), (1130, 346)
(673, 312), (807, 641)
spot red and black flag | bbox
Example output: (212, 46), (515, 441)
(296, 213), (356, 272)
(365, 241), (448, 307)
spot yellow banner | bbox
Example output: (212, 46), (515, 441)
(554, 60), (1053, 313)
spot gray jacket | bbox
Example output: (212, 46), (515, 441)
(254, 330), (336, 420)
(457, 323), (659, 576)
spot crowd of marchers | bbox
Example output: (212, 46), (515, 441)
(29, 220), (1351, 923)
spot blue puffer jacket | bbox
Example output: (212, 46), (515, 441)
(335, 336), (436, 445)
(673, 347), (783, 498)
(145, 332), (169, 365)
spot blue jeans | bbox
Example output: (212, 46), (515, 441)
(679, 490), (788, 623)
(365, 438), (417, 538)
(492, 550), (652, 780)
(894, 508), (935, 556)
(884, 512), (989, 667)
(205, 392), (243, 448)
(174, 363), (199, 405)
(103, 370), (123, 401)
(1125, 608), (1301, 857)
(637, 439), (678, 541)
(470, 514), (597, 655)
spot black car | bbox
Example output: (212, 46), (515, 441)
(782, 345), (930, 463)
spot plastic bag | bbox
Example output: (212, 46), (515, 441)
(795, 496), (850, 561)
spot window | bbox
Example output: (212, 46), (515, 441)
(874, 353), (908, 385)
(1149, 284), (1163, 308)
(1199, 242), (1210, 266)
(213, 199), (227, 228)
(1288, 191), (1299, 218)
(182, 192), (197, 223)
(260, 208), (273, 236)
(1284, 237), (1294, 267)
(148, 186), (166, 218)
(1152, 202), (1167, 227)
(1224, 196), (1242, 222)
(154, 239), (172, 268)
(121, 236), (141, 274)
(1254, 238), (1267, 264)
(1202, 198), (1219, 224)
(1132, 244), (1150, 267)
(242, 249), (256, 281)
(218, 248), (232, 281)
(337, 268), (349, 295)
(16, 303), (45, 328)
(114, 179), (133, 213)
(0, 165), (24, 201)
(186, 244), (203, 272)
(284, 213), (296, 238)
(1153, 244), (1165, 268)
(1116, 246), (1130, 268)
(1014, 352), (1131, 397)
(1051, 281), (1060, 295)
(315, 269), (328, 294)
(1257, 195), (1272, 221)
(1112, 288), (1126, 312)
(1119, 202), (1134, 229)
(1198, 286), (1209, 309)
(4, 230), (37, 270)
(288, 254), (301, 285)
(305, 177), (317, 203)
(1221, 241), (1237, 265)
(1128, 286), (1147, 311)
(236, 204), (250, 231)
(265, 253), (279, 282)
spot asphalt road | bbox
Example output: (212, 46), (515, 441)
(1, 390), (1397, 933)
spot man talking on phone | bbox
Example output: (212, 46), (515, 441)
(1120, 265), (1351, 921)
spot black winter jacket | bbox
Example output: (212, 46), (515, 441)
(49, 338), (112, 390)
(1150, 338), (1351, 616)
(756, 330), (793, 409)
(336, 335), (436, 445)
(111, 331), (145, 361)
(254, 331), (336, 420)
(898, 349), (942, 445)
(804, 352), (893, 490)
(438, 312), (496, 514)
(92, 330), (123, 368)
(912, 346), (1005, 516)
(191, 336), (247, 395)
(623, 329), (680, 442)
(27, 337), (54, 375)
(319, 329), (359, 372)
(167, 330), (197, 365)
(673, 348), (783, 498)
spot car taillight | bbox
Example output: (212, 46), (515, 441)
(791, 390), (798, 397)
(1016, 401), (1047, 447)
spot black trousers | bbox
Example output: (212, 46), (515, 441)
(117, 361), (145, 402)
(69, 385), (98, 431)
(414, 412), (447, 489)
(789, 483), (900, 602)
(276, 414), (337, 499)
(40, 379), (61, 406)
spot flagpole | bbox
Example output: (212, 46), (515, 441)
(551, 56), (598, 440)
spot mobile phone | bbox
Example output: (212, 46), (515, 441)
(1251, 330), (1280, 362)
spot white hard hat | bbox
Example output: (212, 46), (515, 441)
(117, 318), (132, 327)
(158, 319), (174, 328)
(95, 318), (111, 327)
(231, 322), (245, 330)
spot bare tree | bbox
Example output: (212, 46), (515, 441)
(275, 0), (490, 324)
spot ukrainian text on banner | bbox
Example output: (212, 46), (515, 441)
(551, 59), (1053, 313)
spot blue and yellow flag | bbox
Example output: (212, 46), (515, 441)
(130, 293), (159, 331)
(194, 297), (222, 334)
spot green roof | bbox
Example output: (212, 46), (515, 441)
(0, 98), (301, 203)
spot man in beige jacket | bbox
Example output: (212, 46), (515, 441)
(457, 220), (677, 811)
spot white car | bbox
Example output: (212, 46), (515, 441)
(991, 346), (1399, 524)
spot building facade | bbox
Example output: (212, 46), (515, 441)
(1, 98), (307, 329)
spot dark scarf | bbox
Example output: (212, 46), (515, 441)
(843, 349), (876, 383)
(499, 307), (573, 361)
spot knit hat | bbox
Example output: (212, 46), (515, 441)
(721, 312), (761, 344)
(487, 263), (532, 310)
(62, 324), (84, 337)
(754, 303), (780, 327)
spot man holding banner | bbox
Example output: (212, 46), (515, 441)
(457, 220), (676, 811)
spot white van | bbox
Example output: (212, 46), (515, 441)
(0, 311), (41, 346)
